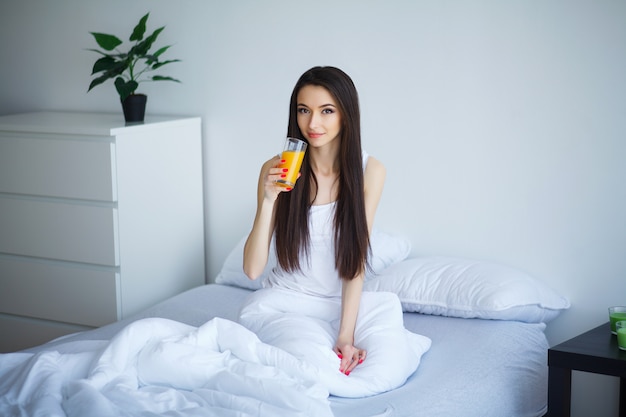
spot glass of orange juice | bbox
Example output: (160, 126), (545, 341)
(275, 137), (307, 188)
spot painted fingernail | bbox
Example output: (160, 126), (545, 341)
(280, 174), (286, 178)
(281, 159), (286, 163)
(345, 371), (351, 376)
(358, 359), (364, 364)
(282, 168), (288, 172)
(337, 354), (343, 359)
(286, 187), (292, 191)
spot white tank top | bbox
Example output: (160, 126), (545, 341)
(264, 151), (370, 297)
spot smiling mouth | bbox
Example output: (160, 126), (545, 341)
(308, 132), (323, 139)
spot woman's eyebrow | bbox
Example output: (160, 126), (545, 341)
(297, 103), (336, 108)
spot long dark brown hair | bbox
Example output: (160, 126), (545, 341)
(274, 66), (369, 280)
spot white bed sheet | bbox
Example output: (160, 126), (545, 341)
(22, 284), (548, 417)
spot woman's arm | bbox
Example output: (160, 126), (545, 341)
(243, 155), (289, 280)
(363, 157), (386, 232)
(334, 156), (386, 374)
(335, 273), (365, 375)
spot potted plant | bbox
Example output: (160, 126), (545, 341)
(87, 13), (180, 122)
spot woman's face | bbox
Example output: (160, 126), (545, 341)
(296, 85), (342, 149)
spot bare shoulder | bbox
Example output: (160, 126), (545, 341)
(364, 156), (386, 178)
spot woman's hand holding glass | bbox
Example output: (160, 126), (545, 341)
(263, 155), (300, 201)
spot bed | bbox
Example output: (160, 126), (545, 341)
(0, 233), (570, 417)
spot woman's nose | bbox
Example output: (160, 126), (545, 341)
(308, 112), (320, 128)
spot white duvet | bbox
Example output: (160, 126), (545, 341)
(239, 289), (431, 398)
(0, 290), (430, 417)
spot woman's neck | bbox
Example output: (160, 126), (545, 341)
(309, 144), (340, 176)
(309, 151), (340, 206)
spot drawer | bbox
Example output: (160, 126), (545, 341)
(0, 197), (119, 266)
(0, 257), (120, 327)
(0, 313), (91, 353)
(0, 133), (117, 201)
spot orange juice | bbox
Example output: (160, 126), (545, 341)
(276, 149), (305, 187)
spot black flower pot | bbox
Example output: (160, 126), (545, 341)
(121, 94), (147, 123)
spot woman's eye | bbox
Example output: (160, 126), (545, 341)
(297, 107), (309, 114)
(322, 108), (335, 114)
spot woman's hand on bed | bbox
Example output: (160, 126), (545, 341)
(334, 343), (366, 376)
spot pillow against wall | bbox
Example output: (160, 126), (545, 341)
(214, 230), (412, 290)
(363, 256), (570, 323)
(214, 236), (273, 291)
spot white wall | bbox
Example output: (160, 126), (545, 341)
(1, 1), (625, 415)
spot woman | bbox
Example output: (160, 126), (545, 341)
(240, 67), (428, 394)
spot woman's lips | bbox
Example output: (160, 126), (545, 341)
(308, 132), (323, 139)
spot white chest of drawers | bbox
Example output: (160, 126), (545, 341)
(0, 112), (206, 352)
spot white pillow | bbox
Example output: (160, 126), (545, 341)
(368, 229), (412, 277)
(363, 256), (570, 323)
(214, 229), (412, 290)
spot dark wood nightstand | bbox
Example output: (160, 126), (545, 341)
(547, 322), (626, 417)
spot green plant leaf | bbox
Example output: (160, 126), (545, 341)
(152, 45), (171, 58)
(88, 12), (181, 98)
(131, 27), (164, 56)
(115, 77), (139, 101)
(88, 60), (129, 91)
(91, 56), (117, 74)
(151, 75), (181, 82)
(91, 32), (122, 51)
(88, 72), (114, 91)
(130, 13), (149, 42)
(86, 48), (109, 57)
(145, 46), (173, 65)
(151, 59), (181, 70)
(87, 49), (128, 61)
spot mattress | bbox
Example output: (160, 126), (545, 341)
(19, 283), (548, 417)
